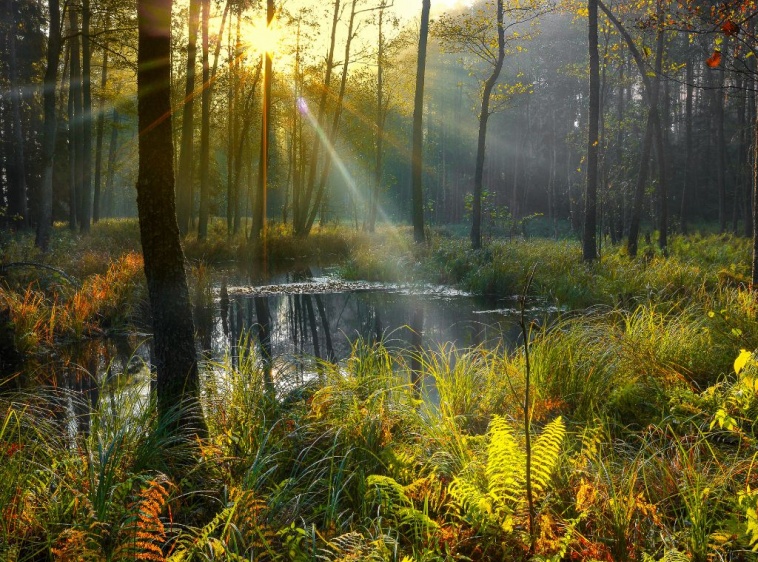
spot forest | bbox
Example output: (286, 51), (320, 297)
(3, 0), (758, 560)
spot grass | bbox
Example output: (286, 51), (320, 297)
(3, 220), (758, 559)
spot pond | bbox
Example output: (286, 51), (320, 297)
(11, 265), (556, 396)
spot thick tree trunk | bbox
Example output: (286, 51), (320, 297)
(136, 0), (205, 432)
(176, 0), (200, 235)
(411, 0), (431, 245)
(583, 0), (599, 261)
(35, 0), (61, 250)
(470, 0), (505, 250)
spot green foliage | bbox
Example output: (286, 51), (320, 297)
(449, 416), (565, 545)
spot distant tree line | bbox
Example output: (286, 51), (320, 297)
(2, 0), (758, 254)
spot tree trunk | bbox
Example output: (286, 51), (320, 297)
(69, 6), (84, 230)
(92, 25), (109, 224)
(302, 0), (361, 235)
(6, 0), (28, 229)
(583, 0), (599, 261)
(598, 0), (663, 258)
(104, 109), (119, 217)
(752, 112), (758, 287)
(716, 52), (727, 232)
(176, 0), (200, 235)
(35, 0), (61, 249)
(197, 0), (211, 239)
(411, 0), (431, 245)
(651, 5), (667, 253)
(470, 0), (505, 250)
(251, 0), (275, 251)
(136, 0), (205, 432)
(368, 2), (386, 233)
(80, 0), (93, 232)
(294, 0), (340, 236)
(681, 49), (693, 234)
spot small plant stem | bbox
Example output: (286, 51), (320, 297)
(520, 264), (537, 555)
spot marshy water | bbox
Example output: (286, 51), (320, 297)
(22, 265), (558, 395)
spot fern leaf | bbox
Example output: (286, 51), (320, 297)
(486, 416), (524, 506)
(529, 417), (566, 496)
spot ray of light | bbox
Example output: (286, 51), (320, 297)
(296, 96), (410, 248)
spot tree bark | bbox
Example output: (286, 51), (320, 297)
(411, 0), (431, 245)
(470, 0), (505, 250)
(35, 0), (62, 249)
(583, 0), (599, 261)
(136, 0), (205, 432)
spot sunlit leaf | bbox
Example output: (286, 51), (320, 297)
(735, 349), (752, 375)
(721, 20), (739, 36)
(706, 50), (722, 68)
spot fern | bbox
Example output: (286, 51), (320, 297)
(317, 530), (398, 561)
(449, 415), (566, 537)
(529, 417), (567, 496)
(365, 475), (439, 542)
(113, 475), (172, 562)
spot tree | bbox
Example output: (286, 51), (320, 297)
(5, 0), (29, 229)
(583, 0), (599, 261)
(176, 0), (200, 235)
(35, 0), (62, 249)
(197, 0), (211, 240)
(598, 0), (666, 257)
(436, 0), (545, 249)
(80, 0), (93, 232)
(136, 0), (204, 430)
(411, 0), (430, 245)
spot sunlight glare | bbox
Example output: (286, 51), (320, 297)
(240, 15), (281, 56)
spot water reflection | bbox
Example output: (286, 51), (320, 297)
(209, 267), (523, 370)
(11, 266), (532, 428)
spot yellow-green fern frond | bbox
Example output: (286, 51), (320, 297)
(529, 417), (566, 496)
(486, 416), (525, 507)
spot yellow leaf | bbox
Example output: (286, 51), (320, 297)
(735, 349), (752, 375)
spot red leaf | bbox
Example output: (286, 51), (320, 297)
(721, 20), (740, 36)
(706, 50), (722, 68)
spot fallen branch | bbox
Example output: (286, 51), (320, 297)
(0, 262), (81, 288)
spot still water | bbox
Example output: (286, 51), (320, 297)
(24, 266), (554, 392)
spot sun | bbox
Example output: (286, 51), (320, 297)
(239, 15), (282, 57)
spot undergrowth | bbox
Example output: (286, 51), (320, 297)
(2, 222), (758, 560)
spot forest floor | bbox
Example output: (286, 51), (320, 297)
(2, 219), (758, 561)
